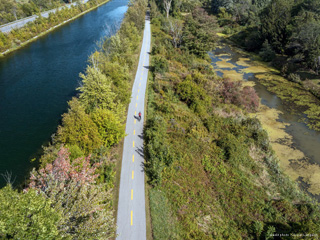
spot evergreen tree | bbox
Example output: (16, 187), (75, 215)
(260, 0), (294, 53)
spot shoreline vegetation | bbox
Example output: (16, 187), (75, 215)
(0, 0), (110, 57)
(213, 0), (320, 109)
(219, 35), (320, 132)
(0, 0), (147, 238)
(146, 0), (320, 239)
(211, 39), (320, 198)
(0, 0), (67, 25)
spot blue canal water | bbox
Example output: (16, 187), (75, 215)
(0, 0), (128, 187)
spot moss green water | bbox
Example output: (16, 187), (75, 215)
(211, 41), (320, 198)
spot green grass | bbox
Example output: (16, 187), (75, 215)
(149, 188), (180, 240)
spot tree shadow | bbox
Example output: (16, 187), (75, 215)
(137, 132), (143, 140)
(135, 146), (144, 158)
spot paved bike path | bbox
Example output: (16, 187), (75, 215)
(116, 13), (150, 240)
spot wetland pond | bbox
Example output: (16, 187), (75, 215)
(210, 41), (320, 201)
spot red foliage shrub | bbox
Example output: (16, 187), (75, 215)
(221, 78), (241, 104)
(221, 78), (259, 112)
(28, 147), (99, 191)
(239, 86), (260, 112)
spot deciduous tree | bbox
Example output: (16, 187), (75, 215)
(0, 185), (61, 239)
(28, 147), (116, 239)
(56, 98), (103, 153)
(163, 0), (172, 18)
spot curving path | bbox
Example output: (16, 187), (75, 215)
(116, 13), (150, 240)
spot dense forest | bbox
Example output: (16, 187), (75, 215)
(0, 0), (147, 238)
(213, 0), (320, 96)
(145, 0), (320, 239)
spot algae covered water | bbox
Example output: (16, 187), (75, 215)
(210, 41), (320, 200)
(0, 0), (129, 187)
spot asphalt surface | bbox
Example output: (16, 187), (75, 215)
(116, 13), (150, 240)
(0, 0), (89, 33)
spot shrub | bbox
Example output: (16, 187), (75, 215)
(239, 86), (260, 112)
(288, 73), (301, 83)
(144, 116), (173, 186)
(220, 78), (241, 104)
(153, 55), (169, 74)
(176, 76), (210, 108)
(259, 40), (276, 62)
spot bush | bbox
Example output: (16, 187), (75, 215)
(220, 78), (241, 104)
(259, 40), (276, 62)
(239, 86), (260, 112)
(144, 116), (173, 186)
(153, 55), (169, 74)
(288, 73), (301, 83)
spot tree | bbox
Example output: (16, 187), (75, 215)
(212, 0), (234, 14)
(259, 40), (276, 61)
(183, 8), (217, 56)
(260, 0), (294, 53)
(91, 108), (125, 148)
(56, 98), (103, 154)
(293, 21), (320, 73)
(166, 18), (183, 48)
(0, 185), (61, 239)
(29, 147), (99, 191)
(102, 60), (131, 106)
(28, 147), (116, 239)
(163, 0), (172, 18)
(78, 66), (121, 113)
(232, 0), (251, 24)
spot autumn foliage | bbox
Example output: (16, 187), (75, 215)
(28, 147), (99, 191)
(221, 78), (259, 112)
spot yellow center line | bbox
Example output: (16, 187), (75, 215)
(131, 189), (133, 200)
(132, 154), (134, 162)
(136, 95), (138, 100)
(140, 76), (142, 80)
(139, 83), (141, 86)
(131, 211), (133, 226)
(133, 141), (135, 147)
(138, 89), (140, 93)
(135, 103), (137, 108)
(132, 171), (134, 179)
(133, 129), (135, 135)
(134, 119), (136, 124)
(134, 111), (136, 115)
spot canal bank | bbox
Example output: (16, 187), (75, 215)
(0, 0), (129, 187)
(0, 0), (111, 57)
(210, 40), (320, 200)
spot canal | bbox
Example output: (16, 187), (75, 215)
(0, 0), (129, 187)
